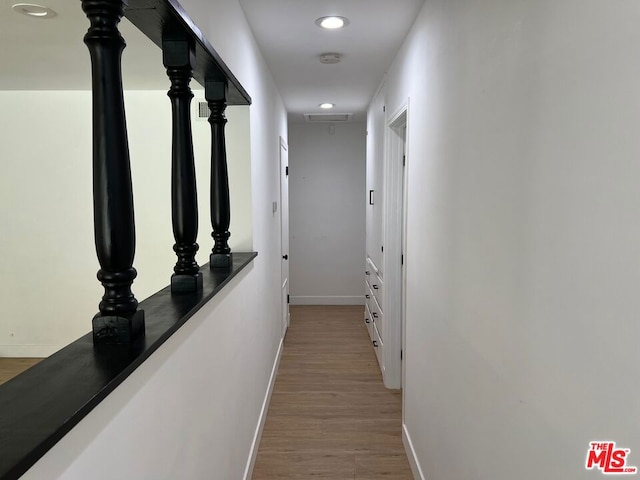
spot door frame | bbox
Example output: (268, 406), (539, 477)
(383, 100), (409, 391)
(279, 136), (290, 336)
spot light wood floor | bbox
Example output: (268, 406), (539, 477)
(0, 358), (43, 386)
(252, 305), (413, 479)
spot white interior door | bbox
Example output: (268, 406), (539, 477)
(280, 137), (290, 335)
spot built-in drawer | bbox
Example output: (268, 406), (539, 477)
(370, 272), (383, 311)
(364, 265), (371, 309)
(365, 265), (373, 285)
(365, 281), (374, 311)
(372, 322), (383, 369)
(364, 305), (374, 340)
(370, 295), (384, 342)
(366, 257), (377, 276)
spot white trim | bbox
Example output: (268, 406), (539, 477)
(289, 296), (364, 305)
(399, 100), (411, 419)
(388, 99), (409, 127)
(242, 337), (284, 480)
(0, 344), (62, 357)
(279, 137), (290, 337)
(403, 423), (426, 480)
(381, 99), (409, 389)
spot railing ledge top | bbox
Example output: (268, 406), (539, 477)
(0, 252), (257, 480)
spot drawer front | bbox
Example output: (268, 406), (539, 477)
(365, 265), (373, 289)
(370, 295), (384, 342)
(372, 322), (383, 369)
(364, 280), (372, 310)
(367, 282), (375, 311)
(364, 305), (374, 340)
(370, 272), (383, 311)
(366, 257), (378, 276)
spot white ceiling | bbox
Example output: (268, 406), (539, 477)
(0, 0), (167, 90)
(0, 0), (424, 120)
(239, 0), (425, 122)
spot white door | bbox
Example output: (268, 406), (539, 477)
(280, 137), (290, 336)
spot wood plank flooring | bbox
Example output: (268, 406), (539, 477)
(252, 305), (413, 479)
(0, 358), (43, 386)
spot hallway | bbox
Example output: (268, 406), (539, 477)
(252, 305), (412, 479)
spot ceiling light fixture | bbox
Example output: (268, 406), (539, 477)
(12, 3), (57, 18)
(319, 103), (335, 109)
(315, 16), (349, 30)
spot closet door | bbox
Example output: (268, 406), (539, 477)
(366, 82), (385, 272)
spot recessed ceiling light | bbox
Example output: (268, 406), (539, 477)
(315, 16), (349, 29)
(12, 3), (57, 18)
(320, 103), (335, 109)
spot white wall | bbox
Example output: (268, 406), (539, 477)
(17, 0), (288, 478)
(19, 266), (275, 480)
(0, 90), (251, 356)
(288, 122), (366, 305)
(380, 0), (640, 478)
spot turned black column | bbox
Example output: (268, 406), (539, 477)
(163, 39), (202, 292)
(83, 0), (144, 344)
(206, 80), (232, 268)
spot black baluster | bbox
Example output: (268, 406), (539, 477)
(206, 80), (232, 268)
(164, 38), (202, 292)
(83, 0), (144, 344)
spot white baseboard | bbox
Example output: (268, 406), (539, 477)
(242, 336), (284, 480)
(403, 423), (426, 480)
(0, 344), (62, 358)
(290, 296), (364, 305)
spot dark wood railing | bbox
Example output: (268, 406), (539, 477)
(82, 0), (250, 344)
(164, 38), (202, 292)
(83, 0), (146, 344)
(206, 80), (233, 267)
(0, 1), (253, 478)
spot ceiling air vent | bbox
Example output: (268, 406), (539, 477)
(304, 113), (353, 123)
(319, 53), (342, 64)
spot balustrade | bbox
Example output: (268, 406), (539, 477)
(164, 38), (203, 292)
(0, 1), (254, 477)
(83, 0), (145, 344)
(206, 80), (232, 268)
(81, 0), (250, 343)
